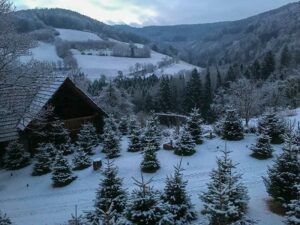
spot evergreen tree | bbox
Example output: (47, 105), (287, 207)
(0, 211), (12, 225)
(185, 69), (202, 111)
(4, 139), (30, 170)
(72, 148), (91, 170)
(128, 116), (139, 136)
(250, 60), (261, 80)
(221, 109), (244, 141)
(94, 161), (127, 221)
(261, 51), (275, 79)
(174, 126), (196, 156)
(186, 108), (203, 144)
(159, 75), (173, 112)
(38, 142), (57, 161)
(77, 122), (98, 155)
(141, 144), (160, 173)
(203, 68), (213, 120)
(250, 133), (274, 159)
(263, 137), (300, 205)
(201, 149), (250, 225)
(103, 124), (120, 159)
(258, 112), (285, 144)
(128, 121), (142, 152)
(52, 153), (76, 187)
(216, 67), (222, 90)
(126, 175), (163, 225)
(32, 143), (53, 176)
(118, 116), (129, 135)
(285, 185), (300, 225)
(103, 116), (121, 141)
(142, 114), (161, 151)
(280, 46), (291, 69)
(161, 161), (197, 224)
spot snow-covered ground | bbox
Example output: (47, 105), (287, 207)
(56, 28), (102, 42)
(0, 133), (285, 225)
(20, 42), (62, 64)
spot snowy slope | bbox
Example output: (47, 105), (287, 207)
(20, 42), (62, 64)
(56, 28), (102, 42)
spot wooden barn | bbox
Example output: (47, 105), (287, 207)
(0, 75), (107, 158)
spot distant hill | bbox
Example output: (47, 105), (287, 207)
(12, 8), (148, 44)
(117, 1), (300, 66)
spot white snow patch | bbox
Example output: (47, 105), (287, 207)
(56, 28), (102, 42)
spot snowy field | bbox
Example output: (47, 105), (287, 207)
(0, 133), (286, 225)
(56, 29), (102, 42)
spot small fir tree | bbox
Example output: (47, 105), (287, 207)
(103, 116), (121, 141)
(250, 133), (274, 159)
(0, 211), (12, 225)
(128, 121), (142, 152)
(46, 117), (71, 150)
(4, 139), (30, 170)
(126, 175), (163, 225)
(221, 109), (244, 141)
(161, 161), (197, 224)
(118, 116), (129, 135)
(52, 153), (76, 187)
(142, 113), (161, 151)
(128, 116), (139, 136)
(201, 149), (250, 225)
(32, 144), (53, 176)
(94, 161), (127, 221)
(263, 137), (300, 205)
(285, 185), (300, 225)
(77, 122), (98, 155)
(72, 148), (91, 170)
(174, 127), (196, 156)
(103, 127), (120, 159)
(38, 142), (57, 161)
(258, 111), (285, 144)
(186, 108), (203, 144)
(141, 144), (160, 173)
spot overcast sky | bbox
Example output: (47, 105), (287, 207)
(14, 0), (299, 26)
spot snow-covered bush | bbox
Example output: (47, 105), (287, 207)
(0, 211), (12, 225)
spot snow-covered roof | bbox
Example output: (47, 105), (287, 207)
(0, 74), (105, 143)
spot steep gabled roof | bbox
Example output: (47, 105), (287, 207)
(0, 75), (106, 143)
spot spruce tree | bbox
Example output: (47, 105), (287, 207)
(118, 116), (129, 135)
(32, 143), (53, 176)
(285, 185), (300, 225)
(280, 46), (291, 69)
(126, 175), (162, 225)
(128, 121), (142, 152)
(77, 122), (98, 155)
(72, 148), (91, 170)
(258, 112), (285, 144)
(142, 114), (161, 151)
(159, 75), (173, 112)
(0, 211), (12, 225)
(103, 126), (120, 159)
(203, 68), (213, 121)
(221, 109), (244, 141)
(128, 116), (139, 136)
(38, 142), (57, 161)
(185, 68), (202, 111)
(261, 51), (275, 79)
(174, 126), (196, 156)
(4, 139), (30, 170)
(186, 108), (203, 144)
(263, 137), (300, 205)
(52, 153), (76, 187)
(161, 161), (197, 224)
(250, 133), (274, 159)
(201, 149), (250, 225)
(141, 144), (160, 173)
(94, 161), (127, 221)
(216, 67), (222, 89)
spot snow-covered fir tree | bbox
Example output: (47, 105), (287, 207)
(174, 126), (196, 156)
(258, 112), (286, 144)
(186, 108), (203, 144)
(285, 185), (300, 225)
(126, 175), (163, 225)
(94, 160), (127, 221)
(221, 109), (244, 141)
(52, 153), (76, 187)
(4, 139), (30, 170)
(102, 115), (121, 141)
(141, 113), (161, 151)
(103, 126), (120, 159)
(161, 161), (197, 224)
(250, 132), (274, 159)
(118, 116), (129, 135)
(0, 211), (12, 225)
(38, 142), (57, 161)
(128, 120), (142, 152)
(141, 144), (160, 173)
(72, 148), (91, 170)
(32, 144), (53, 176)
(77, 122), (98, 155)
(201, 149), (250, 225)
(128, 116), (139, 136)
(263, 136), (300, 205)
